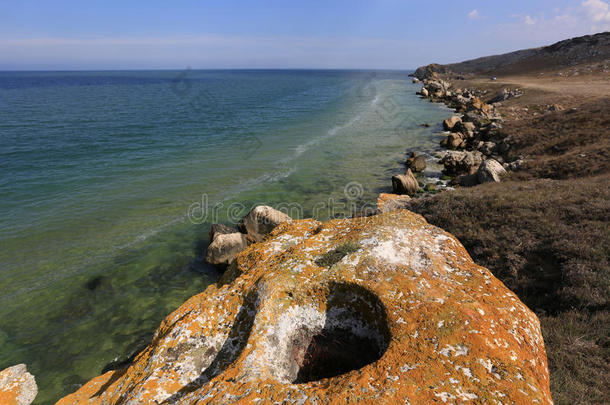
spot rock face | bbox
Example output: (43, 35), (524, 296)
(391, 169), (419, 196)
(239, 205), (292, 243)
(59, 210), (552, 405)
(478, 159), (507, 183)
(0, 364), (37, 405)
(205, 232), (249, 267)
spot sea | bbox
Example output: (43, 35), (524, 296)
(0, 69), (452, 403)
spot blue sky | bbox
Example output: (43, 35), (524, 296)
(1, 0), (609, 70)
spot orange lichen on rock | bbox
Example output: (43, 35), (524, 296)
(58, 210), (553, 404)
(0, 364), (38, 405)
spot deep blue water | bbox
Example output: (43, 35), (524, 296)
(0, 70), (451, 403)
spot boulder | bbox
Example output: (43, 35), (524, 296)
(440, 150), (484, 175)
(420, 87), (429, 97)
(412, 78), (420, 84)
(239, 205), (292, 242)
(454, 121), (476, 133)
(478, 159), (507, 183)
(205, 232), (248, 267)
(478, 141), (496, 156)
(406, 154), (426, 173)
(392, 169), (419, 196)
(0, 364), (37, 405)
(447, 133), (465, 150)
(442, 115), (462, 131)
(376, 193), (411, 213)
(59, 210), (553, 405)
(208, 223), (237, 243)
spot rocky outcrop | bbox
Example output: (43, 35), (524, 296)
(0, 364), (37, 405)
(205, 232), (249, 267)
(478, 159), (507, 183)
(238, 205), (292, 243)
(391, 169), (419, 196)
(59, 210), (553, 404)
(413, 63), (450, 80)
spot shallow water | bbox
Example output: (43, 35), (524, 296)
(0, 70), (451, 403)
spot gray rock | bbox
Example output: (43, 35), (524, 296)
(478, 159), (507, 183)
(209, 223), (237, 243)
(205, 232), (248, 267)
(440, 151), (484, 175)
(0, 364), (38, 405)
(240, 205), (292, 242)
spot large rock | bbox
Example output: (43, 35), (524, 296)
(208, 223), (237, 243)
(478, 159), (507, 183)
(239, 205), (292, 242)
(413, 63), (449, 80)
(205, 232), (248, 267)
(391, 169), (419, 196)
(443, 115), (462, 131)
(440, 150), (484, 175)
(376, 193), (411, 213)
(0, 364), (37, 405)
(59, 210), (553, 405)
(406, 154), (426, 173)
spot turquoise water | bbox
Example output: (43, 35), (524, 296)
(0, 70), (451, 403)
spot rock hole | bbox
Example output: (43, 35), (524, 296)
(282, 282), (390, 383)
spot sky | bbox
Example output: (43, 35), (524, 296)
(0, 0), (609, 70)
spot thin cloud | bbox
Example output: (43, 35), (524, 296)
(468, 9), (480, 19)
(524, 15), (537, 25)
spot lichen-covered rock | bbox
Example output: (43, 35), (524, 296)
(376, 193), (411, 213)
(59, 210), (552, 405)
(239, 205), (292, 242)
(407, 154), (427, 173)
(0, 364), (37, 405)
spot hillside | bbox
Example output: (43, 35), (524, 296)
(416, 32), (610, 77)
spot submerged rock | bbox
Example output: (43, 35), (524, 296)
(59, 210), (552, 405)
(0, 364), (37, 405)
